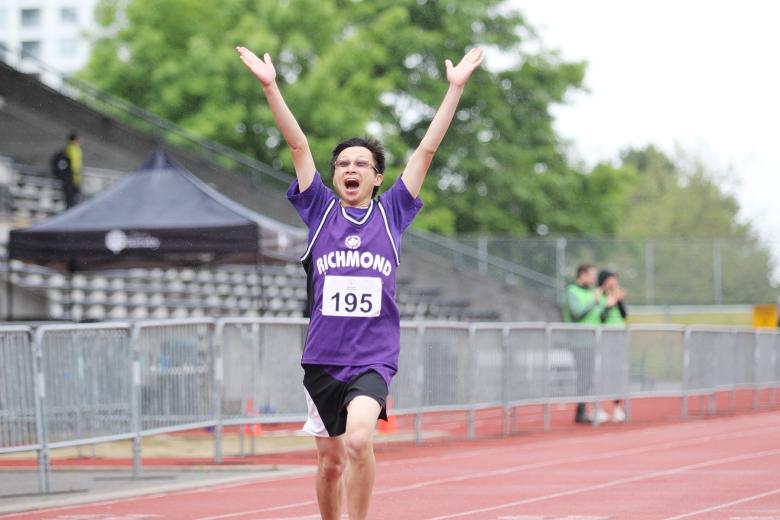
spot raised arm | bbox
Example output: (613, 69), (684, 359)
(402, 48), (484, 198)
(236, 46), (316, 191)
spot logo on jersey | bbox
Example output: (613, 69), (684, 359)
(315, 250), (393, 277)
(345, 235), (361, 250)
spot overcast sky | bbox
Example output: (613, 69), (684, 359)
(512, 0), (780, 257)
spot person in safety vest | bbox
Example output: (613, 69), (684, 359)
(563, 264), (607, 423)
(563, 264), (602, 324)
(50, 132), (82, 208)
(598, 270), (627, 325)
(598, 270), (628, 422)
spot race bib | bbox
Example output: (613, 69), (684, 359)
(322, 275), (382, 318)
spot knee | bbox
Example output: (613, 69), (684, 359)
(345, 430), (373, 462)
(318, 452), (345, 482)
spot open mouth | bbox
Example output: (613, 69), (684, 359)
(344, 178), (360, 192)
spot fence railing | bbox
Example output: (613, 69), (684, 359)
(1, 318), (778, 495)
(454, 235), (780, 305)
(404, 230), (561, 300)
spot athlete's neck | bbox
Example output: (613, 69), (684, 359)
(340, 199), (372, 209)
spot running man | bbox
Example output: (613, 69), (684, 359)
(237, 45), (483, 519)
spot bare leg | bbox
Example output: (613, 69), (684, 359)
(315, 436), (346, 520)
(344, 395), (382, 520)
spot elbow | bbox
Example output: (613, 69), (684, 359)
(288, 138), (309, 154)
(418, 142), (438, 158)
(409, 145), (436, 171)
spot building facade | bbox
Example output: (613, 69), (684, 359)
(0, 0), (100, 81)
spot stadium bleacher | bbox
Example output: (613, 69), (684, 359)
(8, 259), (485, 321)
(5, 161), (122, 226)
(1, 59), (560, 323)
(1, 156), (492, 322)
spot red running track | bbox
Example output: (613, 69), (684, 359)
(3, 409), (780, 520)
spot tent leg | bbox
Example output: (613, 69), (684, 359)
(252, 231), (264, 318)
(67, 269), (73, 321)
(6, 261), (13, 321)
(253, 252), (261, 317)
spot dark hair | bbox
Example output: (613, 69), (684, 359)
(598, 270), (616, 287)
(330, 136), (385, 198)
(576, 264), (595, 277)
(68, 131), (78, 141)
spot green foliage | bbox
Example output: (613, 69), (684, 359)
(618, 146), (748, 238)
(80, 0), (626, 236)
(610, 146), (778, 304)
(506, 147), (779, 305)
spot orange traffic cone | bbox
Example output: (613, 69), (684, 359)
(244, 398), (263, 436)
(378, 396), (398, 434)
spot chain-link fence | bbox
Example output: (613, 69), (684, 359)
(455, 235), (780, 305)
(1, 318), (778, 496)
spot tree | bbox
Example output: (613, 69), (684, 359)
(80, 0), (625, 236)
(611, 146), (778, 304)
(619, 146), (748, 239)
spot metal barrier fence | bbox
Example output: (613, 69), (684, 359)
(0, 326), (36, 452)
(0, 319), (778, 495)
(135, 319), (215, 434)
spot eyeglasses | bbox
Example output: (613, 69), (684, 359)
(334, 159), (380, 173)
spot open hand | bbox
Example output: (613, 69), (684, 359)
(236, 46), (276, 86)
(445, 48), (484, 87)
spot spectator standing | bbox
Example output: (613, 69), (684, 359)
(51, 132), (82, 208)
(563, 264), (607, 424)
(563, 264), (602, 324)
(598, 270), (627, 325)
(598, 269), (628, 422)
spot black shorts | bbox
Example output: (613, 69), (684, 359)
(302, 365), (389, 437)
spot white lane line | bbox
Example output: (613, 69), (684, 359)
(379, 412), (760, 467)
(47, 516), (164, 520)
(497, 517), (608, 520)
(0, 470), (316, 519)
(194, 423), (780, 520)
(11, 414), (780, 519)
(371, 422), (780, 495)
(661, 486), (780, 520)
(424, 448), (780, 519)
(0, 420), (679, 518)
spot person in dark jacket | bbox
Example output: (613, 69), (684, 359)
(51, 132), (82, 208)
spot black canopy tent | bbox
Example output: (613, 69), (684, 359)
(7, 149), (305, 318)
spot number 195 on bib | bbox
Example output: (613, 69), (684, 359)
(322, 275), (382, 318)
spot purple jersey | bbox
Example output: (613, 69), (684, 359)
(287, 172), (422, 379)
